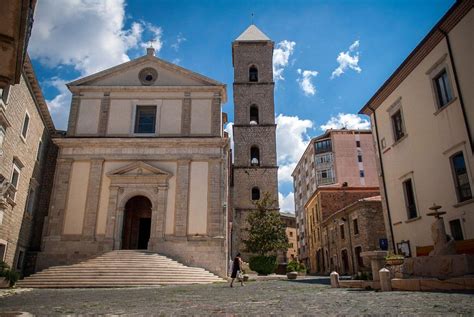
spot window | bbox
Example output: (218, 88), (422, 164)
(0, 243), (6, 261)
(21, 113), (30, 139)
(356, 140), (361, 147)
(353, 218), (359, 235)
(249, 105), (259, 124)
(359, 170), (365, 177)
(289, 231), (293, 237)
(251, 187), (260, 201)
(25, 187), (36, 214)
(36, 140), (43, 161)
(134, 106), (156, 134)
(289, 243), (294, 248)
(11, 163), (20, 189)
(449, 219), (464, 241)
(403, 179), (418, 219)
(16, 250), (24, 270)
(250, 146), (260, 166)
(249, 65), (258, 82)
(451, 152), (472, 202)
(391, 110), (405, 142)
(0, 86), (10, 106)
(340, 224), (345, 240)
(355, 246), (364, 267)
(358, 155), (363, 162)
(315, 139), (332, 154)
(433, 69), (453, 108)
(316, 153), (332, 164)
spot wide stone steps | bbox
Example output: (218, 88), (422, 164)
(17, 250), (225, 288)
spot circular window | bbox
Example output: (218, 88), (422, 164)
(139, 68), (158, 85)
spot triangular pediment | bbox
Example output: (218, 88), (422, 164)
(107, 161), (171, 177)
(68, 54), (224, 88)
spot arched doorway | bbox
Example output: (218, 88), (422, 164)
(122, 196), (152, 250)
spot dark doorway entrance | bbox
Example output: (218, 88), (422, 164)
(122, 196), (152, 250)
(341, 249), (350, 274)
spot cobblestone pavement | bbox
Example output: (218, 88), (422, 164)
(0, 278), (473, 316)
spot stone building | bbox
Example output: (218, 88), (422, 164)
(37, 48), (230, 277)
(231, 25), (279, 258)
(0, 0), (36, 88)
(304, 185), (380, 273)
(292, 129), (378, 265)
(279, 212), (297, 264)
(319, 196), (386, 275)
(359, 0), (474, 257)
(0, 55), (56, 272)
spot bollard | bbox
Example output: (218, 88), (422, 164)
(330, 271), (340, 288)
(379, 268), (392, 291)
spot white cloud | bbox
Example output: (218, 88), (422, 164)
(276, 114), (313, 165)
(320, 113), (371, 131)
(330, 40), (361, 79)
(278, 162), (297, 184)
(279, 192), (295, 213)
(29, 0), (164, 129)
(273, 40), (296, 81)
(224, 122), (234, 158)
(171, 33), (186, 51)
(296, 68), (318, 96)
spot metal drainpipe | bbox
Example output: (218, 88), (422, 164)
(439, 28), (473, 152)
(368, 106), (396, 251)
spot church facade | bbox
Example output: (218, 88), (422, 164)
(37, 48), (230, 276)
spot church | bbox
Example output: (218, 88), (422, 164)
(32, 24), (279, 279)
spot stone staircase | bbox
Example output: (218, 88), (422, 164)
(17, 250), (225, 288)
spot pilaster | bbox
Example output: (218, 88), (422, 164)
(211, 93), (222, 136)
(97, 93), (110, 136)
(181, 92), (191, 136)
(207, 159), (222, 236)
(82, 159), (104, 238)
(174, 160), (190, 236)
(67, 94), (80, 136)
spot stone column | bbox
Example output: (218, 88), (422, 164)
(47, 159), (73, 237)
(174, 160), (190, 237)
(82, 159), (104, 238)
(211, 93), (221, 136)
(97, 93), (110, 136)
(149, 186), (168, 250)
(104, 186), (120, 244)
(181, 92), (191, 136)
(67, 94), (80, 136)
(379, 268), (392, 291)
(207, 159), (222, 237)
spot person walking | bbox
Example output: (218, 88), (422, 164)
(230, 253), (244, 287)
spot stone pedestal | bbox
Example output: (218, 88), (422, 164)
(361, 251), (387, 281)
(379, 268), (392, 291)
(330, 271), (340, 288)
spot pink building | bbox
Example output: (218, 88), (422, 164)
(292, 129), (379, 266)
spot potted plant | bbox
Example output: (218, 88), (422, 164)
(0, 261), (20, 288)
(385, 253), (405, 266)
(286, 260), (299, 280)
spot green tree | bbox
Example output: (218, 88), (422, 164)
(243, 192), (289, 256)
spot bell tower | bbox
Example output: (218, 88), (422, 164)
(231, 25), (279, 257)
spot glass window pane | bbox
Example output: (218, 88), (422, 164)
(452, 152), (472, 202)
(135, 106), (156, 133)
(22, 114), (30, 138)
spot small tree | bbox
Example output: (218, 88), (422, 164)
(243, 192), (289, 256)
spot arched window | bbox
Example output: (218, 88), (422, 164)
(250, 146), (260, 166)
(250, 105), (259, 124)
(249, 65), (258, 82)
(251, 187), (261, 201)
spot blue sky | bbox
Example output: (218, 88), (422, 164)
(29, 0), (455, 211)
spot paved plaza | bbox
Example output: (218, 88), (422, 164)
(0, 278), (473, 315)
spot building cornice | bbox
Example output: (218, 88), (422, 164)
(359, 0), (473, 115)
(53, 137), (229, 148)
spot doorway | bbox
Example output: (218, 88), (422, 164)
(122, 196), (152, 250)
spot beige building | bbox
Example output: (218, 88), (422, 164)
(360, 0), (473, 257)
(292, 129), (378, 266)
(0, 0), (36, 88)
(304, 185), (380, 274)
(279, 212), (297, 264)
(37, 48), (230, 277)
(0, 55), (56, 272)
